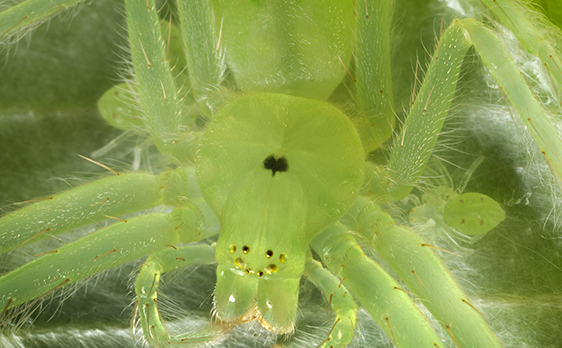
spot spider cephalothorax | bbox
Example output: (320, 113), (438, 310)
(196, 93), (363, 332)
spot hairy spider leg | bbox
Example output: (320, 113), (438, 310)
(459, 17), (562, 190)
(97, 18), (201, 137)
(177, 0), (225, 115)
(0, 0), (82, 39)
(125, 0), (194, 163)
(135, 244), (225, 346)
(311, 223), (444, 348)
(305, 255), (358, 348)
(354, 0), (395, 153)
(358, 202), (502, 348)
(0, 168), (197, 254)
(0, 204), (206, 319)
(370, 21), (472, 202)
(371, 12), (562, 200)
(480, 0), (562, 97)
(0, 1), (224, 342)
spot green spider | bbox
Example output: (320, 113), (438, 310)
(0, 0), (562, 347)
(407, 156), (505, 251)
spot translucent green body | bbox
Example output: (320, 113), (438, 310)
(198, 93), (364, 279)
(0, 0), (561, 347)
(211, 0), (355, 100)
(198, 93), (363, 331)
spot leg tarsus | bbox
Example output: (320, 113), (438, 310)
(305, 257), (357, 348)
(135, 244), (227, 347)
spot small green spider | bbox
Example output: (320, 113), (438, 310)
(0, 0), (562, 347)
(408, 156), (505, 250)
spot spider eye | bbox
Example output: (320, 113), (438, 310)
(257, 271), (264, 277)
(263, 155), (289, 176)
(230, 245), (236, 253)
(234, 258), (245, 269)
(265, 250), (274, 258)
(279, 254), (286, 263)
(265, 264), (279, 274)
(242, 245), (250, 254)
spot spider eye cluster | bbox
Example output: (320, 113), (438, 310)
(229, 244), (285, 277)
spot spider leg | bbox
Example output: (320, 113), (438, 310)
(305, 255), (357, 348)
(0, 167), (206, 254)
(125, 0), (192, 162)
(311, 223), (444, 347)
(370, 21), (472, 202)
(455, 156), (485, 195)
(354, 0), (395, 152)
(135, 244), (226, 347)
(370, 14), (562, 200)
(357, 202), (502, 348)
(176, 0), (225, 116)
(458, 17), (562, 190)
(0, 204), (208, 319)
(0, 0), (84, 39)
(480, 0), (562, 95)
